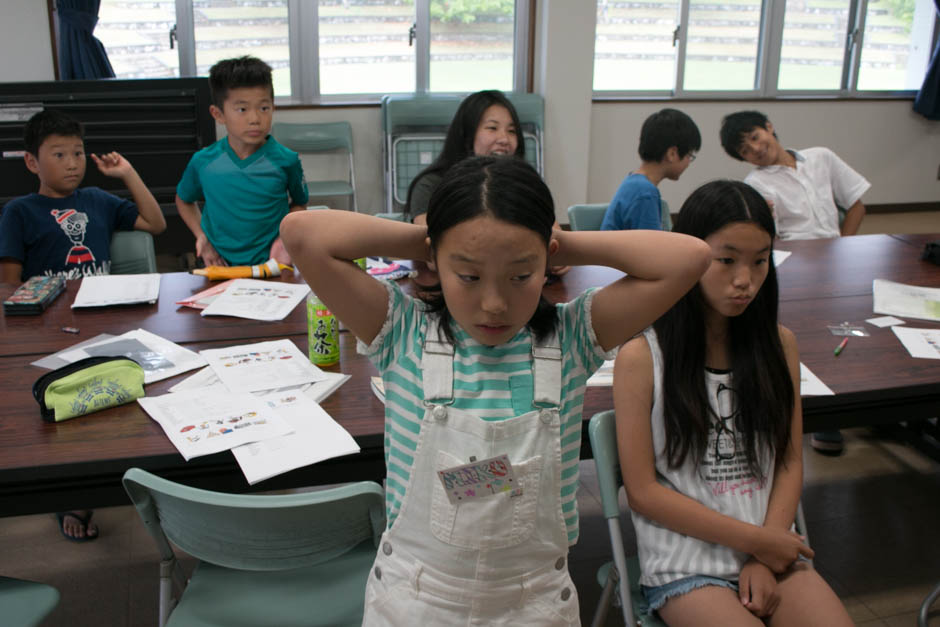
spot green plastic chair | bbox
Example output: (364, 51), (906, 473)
(588, 410), (652, 627)
(110, 230), (157, 274)
(122, 468), (386, 627)
(0, 576), (59, 627)
(272, 121), (358, 212)
(567, 203), (609, 231)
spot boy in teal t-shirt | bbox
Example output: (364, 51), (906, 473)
(176, 56), (308, 267)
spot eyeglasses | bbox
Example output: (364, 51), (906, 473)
(714, 383), (737, 460)
(688, 152), (697, 162)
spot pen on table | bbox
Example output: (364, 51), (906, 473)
(834, 337), (848, 357)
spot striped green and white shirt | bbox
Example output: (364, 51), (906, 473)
(359, 280), (613, 545)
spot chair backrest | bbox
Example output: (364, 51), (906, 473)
(381, 93), (545, 214)
(660, 199), (673, 231)
(567, 203), (609, 231)
(272, 121), (353, 153)
(122, 468), (386, 572)
(0, 576), (59, 627)
(110, 230), (157, 274)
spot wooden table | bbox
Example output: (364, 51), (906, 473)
(2, 234), (938, 516)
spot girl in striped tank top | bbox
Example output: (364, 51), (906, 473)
(282, 156), (710, 626)
(613, 180), (852, 626)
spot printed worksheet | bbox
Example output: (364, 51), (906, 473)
(873, 279), (940, 323)
(892, 326), (940, 360)
(199, 279), (310, 321)
(231, 391), (360, 485)
(72, 273), (161, 308)
(169, 365), (350, 403)
(800, 363), (834, 396)
(57, 328), (206, 383)
(138, 388), (293, 461)
(200, 339), (327, 393)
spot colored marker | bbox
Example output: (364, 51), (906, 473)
(834, 337), (848, 356)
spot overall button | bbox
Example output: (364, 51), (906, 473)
(432, 405), (448, 421)
(382, 542), (393, 556)
(374, 566), (382, 580)
(554, 557), (565, 570)
(560, 587), (571, 601)
(539, 409), (555, 424)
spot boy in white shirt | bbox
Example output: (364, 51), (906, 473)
(720, 110), (871, 455)
(719, 110), (869, 240)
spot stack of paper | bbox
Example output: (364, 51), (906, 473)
(72, 274), (161, 308)
(138, 338), (357, 484)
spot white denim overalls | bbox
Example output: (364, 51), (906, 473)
(362, 320), (580, 626)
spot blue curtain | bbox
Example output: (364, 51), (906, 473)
(57, 0), (116, 80)
(913, 0), (940, 119)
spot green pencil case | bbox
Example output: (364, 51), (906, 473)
(33, 356), (145, 422)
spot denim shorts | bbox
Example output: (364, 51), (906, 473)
(641, 575), (738, 612)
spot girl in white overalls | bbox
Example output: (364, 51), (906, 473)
(282, 156), (712, 625)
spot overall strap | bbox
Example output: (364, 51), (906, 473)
(421, 316), (455, 404)
(531, 330), (562, 408)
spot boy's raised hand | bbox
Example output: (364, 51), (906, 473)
(91, 151), (134, 179)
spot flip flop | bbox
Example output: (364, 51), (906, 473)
(55, 511), (99, 543)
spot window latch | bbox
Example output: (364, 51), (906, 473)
(408, 23), (417, 47)
(672, 25), (681, 47)
(846, 27), (859, 48)
(169, 24), (178, 50)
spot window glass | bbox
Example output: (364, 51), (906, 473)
(593, 0), (681, 91)
(97, 0), (180, 79)
(778, 0), (852, 90)
(318, 0), (415, 95)
(193, 0), (291, 97)
(683, 0), (762, 90)
(429, 0), (514, 92)
(857, 0), (936, 90)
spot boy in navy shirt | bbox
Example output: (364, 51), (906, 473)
(0, 109), (165, 541)
(0, 110), (166, 283)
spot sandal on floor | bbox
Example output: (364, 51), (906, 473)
(55, 511), (99, 543)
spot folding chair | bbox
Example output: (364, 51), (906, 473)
(272, 121), (358, 212)
(920, 580), (940, 627)
(0, 576), (59, 627)
(567, 203), (609, 231)
(587, 410), (811, 627)
(110, 230), (157, 274)
(123, 468), (385, 627)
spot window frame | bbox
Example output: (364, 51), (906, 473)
(97, 0), (532, 105)
(592, 0), (939, 100)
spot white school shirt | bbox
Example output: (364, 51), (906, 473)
(744, 147), (870, 241)
(632, 328), (775, 587)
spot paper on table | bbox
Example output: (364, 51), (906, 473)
(305, 371), (350, 403)
(586, 359), (614, 387)
(865, 315), (905, 328)
(231, 390), (360, 485)
(31, 333), (115, 369)
(71, 274), (161, 308)
(200, 339), (327, 393)
(175, 279), (237, 310)
(873, 279), (940, 323)
(138, 388), (294, 461)
(169, 365), (349, 404)
(772, 250), (792, 267)
(891, 326), (940, 359)
(800, 363), (834, 396)
(58, 328), (206, 384)
(199, 278), (310, 321)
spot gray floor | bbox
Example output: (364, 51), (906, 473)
(2, 429), (938, 626)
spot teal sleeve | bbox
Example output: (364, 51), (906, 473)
(556, 289), (617, 377)
(285, 155), (309, 206)
(176, 154), (203, 203)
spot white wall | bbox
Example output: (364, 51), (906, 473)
(0, 0), (54, 82)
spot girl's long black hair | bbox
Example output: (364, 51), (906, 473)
(654, 180), (794, 480)
(405, 90), (525, 220)
(422, 155), (557, 345)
